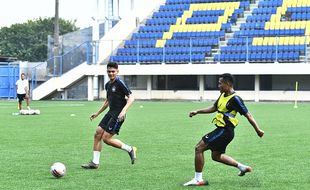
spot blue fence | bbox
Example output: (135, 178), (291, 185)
(0, 63), (19, 99)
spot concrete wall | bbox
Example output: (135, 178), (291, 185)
(129, 90), (308, 102)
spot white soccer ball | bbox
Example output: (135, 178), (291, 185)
(50, 162), (66, 178)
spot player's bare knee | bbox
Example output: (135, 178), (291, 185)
(211, 152), (221, 161)
(102, 137), (111, 145)
(94, 128), (103, 139)
(195, 145), (203, 153)
(94, 132), (100, 140)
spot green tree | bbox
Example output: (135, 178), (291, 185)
(0, 18), (78, 62)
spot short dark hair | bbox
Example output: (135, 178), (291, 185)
(220, 73), (234, 86)
(107, 62), (118, 69)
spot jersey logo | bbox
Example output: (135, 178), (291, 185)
(112, 86), (116, 92)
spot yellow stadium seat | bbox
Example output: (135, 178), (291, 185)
(184, 25), (189, 32)
(257, 38), (263, 46)
(295, 21), (301, 29)
(190, 4), (197, 10)
(300, 37), (305, 45)
(269, 23), (275, 30)
(200, 4), (206, 10)
(270, 15), (276, 22)
(252, 38), (258, 46)
(301, 37), (307, 45)
(281, 7), (287, 14)
(216, 23), (221, 31)
(295, 0), (300, 6)
(284, 22), (294, 30)
(189, 25), (194, 32)
(198, 24), (204, 32)
(173, 25), (179, 32)
(289, 37), (295, 45)
(303, 0), (310, 6)
(278, 37), (285, 45)
(202, 3), (208, 9)
(176, 18), (182, 25)
(263, 38), (268, 46)
(271, 38), (277, 46)
(201, 24), (207, 32)
(266, 38), (272, 46)
(179, 26), (185, 32)
(306, 37), (310, 44)
(278, 23), (284, 30)
(265, 22), (270, 30)
(289, 22), (295, 30)
(197, 24), (203, 32)
(167, 32), (173, 39)
(156, 40), (165, 48)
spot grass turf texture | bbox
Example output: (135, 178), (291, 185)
(0, 100), (309, 190)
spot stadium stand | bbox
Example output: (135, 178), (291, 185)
(216, 0), (310, 62)
(110, 0), (309, 64)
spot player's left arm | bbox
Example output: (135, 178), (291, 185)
(244, 112), (264, 138)
(118, 94), (134, 122)
(234, 95), (264, 138)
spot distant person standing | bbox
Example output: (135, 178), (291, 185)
(16, 73), (30, 110)
(82, 62), (136, 169)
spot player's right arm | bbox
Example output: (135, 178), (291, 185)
(189, 105), (217, 117)
(90, 99), (109, 120)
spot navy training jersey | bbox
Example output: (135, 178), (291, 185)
(105, 77), (132, 115)
(214, 93), (248, 116)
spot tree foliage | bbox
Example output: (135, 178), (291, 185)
(0, 18), (78, 62)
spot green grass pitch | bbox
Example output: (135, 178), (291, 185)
(0, 100), (309, 189)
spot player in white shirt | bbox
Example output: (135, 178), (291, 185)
(15, 73), (30, 110)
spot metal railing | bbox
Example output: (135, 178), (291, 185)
(30, 41), (95, 91)
(107, 36), (310, 64)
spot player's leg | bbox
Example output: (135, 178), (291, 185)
(17, 94), (22, 110)
(195, 140), (208, 172)
(25, 95), (30, 109)
(210, 126), (252, 176)
(211, 151), (252, 176)
(211, 151), (238, 166)
(18, 100), (22, 110)
(101, 131), (137, 164)
(183, 140), (209, 186)
(101, 116), (137, 164)
(81, 126), (104, 169)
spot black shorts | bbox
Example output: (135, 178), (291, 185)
(98, 112), (124, 135)
(17, 94), (26, 102)
(202, 126), (234, 153)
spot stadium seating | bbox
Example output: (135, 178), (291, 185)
(110, 0), (310, 64)
(216, 0), (310, 63)
(110, 0), (250, 64)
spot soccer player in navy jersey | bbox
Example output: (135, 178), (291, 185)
(82, 62), (136, 169)
(184, 73), (264, 186)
